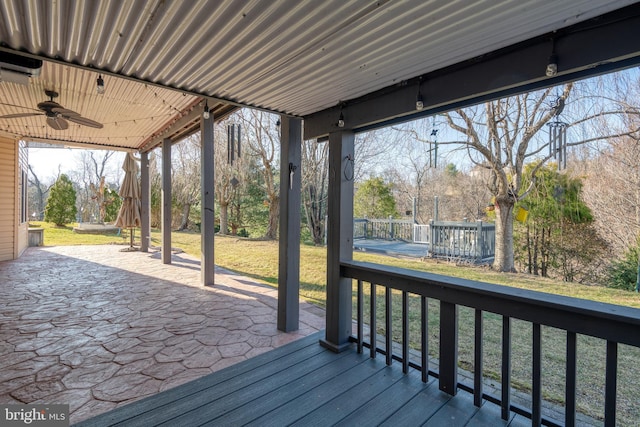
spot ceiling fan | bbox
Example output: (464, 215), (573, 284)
(0, 89), (103, 130)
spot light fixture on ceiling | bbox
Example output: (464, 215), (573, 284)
(96, 74), (105, 94)
(337, 104), (346, 128)
(416, 78), (424, 111)
(203, 101), (210, 120)
(546, 54), (558, 77)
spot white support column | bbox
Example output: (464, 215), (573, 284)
(140, 151), (150, 252)
(201, 111), (215, 286)
(321, 130), (355, 352)
(161, 138), (172, 264)
(278, 116), (302, 332)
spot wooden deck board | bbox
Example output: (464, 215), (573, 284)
(74, 332), (521, 427)
(465, 399), (513, 426)
(333, 369), (437, 427)
(74, 332), (325, 427)
(153, 341), (345, 426)
(290, 363), (409, 427)
(238, 355), (383, 427)
(198, 350), (371, 426)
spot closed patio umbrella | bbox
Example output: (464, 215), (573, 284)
(115, 152), (141, 251)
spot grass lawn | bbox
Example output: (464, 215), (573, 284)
(31, 222), (640, 424)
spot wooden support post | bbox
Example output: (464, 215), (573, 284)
(278, 116), (302, 332)
(439, 301), (458, 395)
(201, 111), (215, 286)
(321, 130), (354, 352)
(161, 138), (172, 264)
(140, 151), (150, 252)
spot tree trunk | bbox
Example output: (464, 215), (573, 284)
(304, 185), (326, 245)
(532, 227), (539, 275)
(265, 196), (279, 239)
(177, 203), (191, 231)
(493, 198), (516, 272)
(526, 225), (532, 274)
(219, 202), (229, 235)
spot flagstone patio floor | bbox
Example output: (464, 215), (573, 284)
(0, 245), (325, 424)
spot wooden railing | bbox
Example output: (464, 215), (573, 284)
(429, 220), (495, 261)
(341, 260), (640, 427)
(353, 218), (414, 241)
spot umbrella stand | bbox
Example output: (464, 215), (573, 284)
(120, 227), (138, 252)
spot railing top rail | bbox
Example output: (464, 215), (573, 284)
(341, 260), (640, 347)
(431, 220), (495, 228)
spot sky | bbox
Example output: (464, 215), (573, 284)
(28, 145), (126, 184)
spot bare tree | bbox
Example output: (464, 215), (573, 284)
(70, 150), (120, 223)
(27, 164), (55, 220)
(214, 124), (249, 235)
(172, 136), (202, 231)
(301, 138), (329, 245)
(234, 109), (280, 239)
(442, 85), (573, 271)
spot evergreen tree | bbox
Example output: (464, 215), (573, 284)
(514, 163), (606, 281)
(44, 174), (78, 226)
(354, 177), (398, 219)
(103, 186), (121, 223)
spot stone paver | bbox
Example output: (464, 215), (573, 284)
(0, 245), (325, 424)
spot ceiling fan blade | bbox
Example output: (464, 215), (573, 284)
(47, 116), (69, 131)
(0, 112), (43, 119)
(52, 107), (80, 117)
(0, 102), (41, 112)
(66, 115), (103, 129)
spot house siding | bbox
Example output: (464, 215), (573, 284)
(0, 135), (27, 261)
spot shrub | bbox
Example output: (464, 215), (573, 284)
(606, 246), (639, 291)
(44, 174), (77, 226)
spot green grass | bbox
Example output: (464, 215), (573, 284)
(34, 222), (640, 424)
(32, 222), (129, 245)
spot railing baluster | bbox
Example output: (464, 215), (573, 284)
(439, 301), (458, 395)
(532, 323), (542, 426)
(370, 282), (376, 359)
(565, 331), (577, 427)
(605, 340), (618, 427)
(421, 296), (428, 383)
(501, 316), (511, 420)
(357, 279), (363, 354)
(340, 261), (640, 426)
(386, 286), (392, 365)
(402, 291), (409, 373)
(474, 309), (483, 407)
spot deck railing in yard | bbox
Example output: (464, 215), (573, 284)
(341, 260), (640, 427)
(429, 220), (495, 262)
(353, 218), (415, 241)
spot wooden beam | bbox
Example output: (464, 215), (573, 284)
(278, 116), (302, 332)
(200, 112), (215, 286)
(321, 130), (355, 352)
(139, 151), (150, 252)
(161, 138), (171, 264)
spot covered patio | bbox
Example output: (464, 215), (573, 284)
(0, 245), (323, 423)
(2, 1), (640, 426)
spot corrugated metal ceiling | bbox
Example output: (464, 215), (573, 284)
(0, 60), (219, 150)
(0, 0), (638, 149)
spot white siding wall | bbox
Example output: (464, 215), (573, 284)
(0, 135), (25, 261)
(17, 141), (28, 256)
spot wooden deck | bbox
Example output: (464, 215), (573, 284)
(74, 332), (530, 427)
